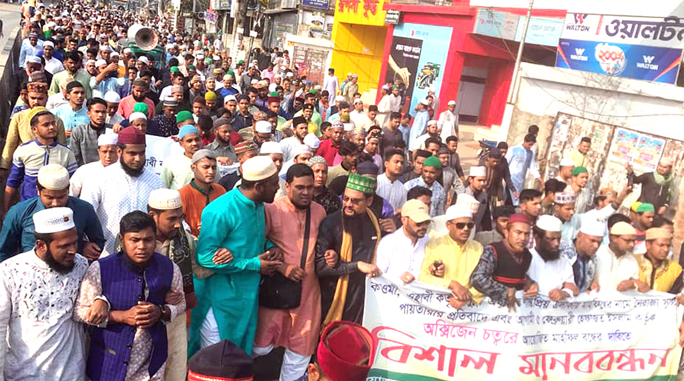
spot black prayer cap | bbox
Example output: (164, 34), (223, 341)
(187, 340), (254, 381)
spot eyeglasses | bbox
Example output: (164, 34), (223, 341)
(454, 222), (475, 230)
(342, 195), (365, 205)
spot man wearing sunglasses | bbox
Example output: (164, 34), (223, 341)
(527, 215), (579, 302)
(420, 204), (484, 310)
(471, 213), (538, 312)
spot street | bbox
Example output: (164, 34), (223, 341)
(0, 3), (21, 51)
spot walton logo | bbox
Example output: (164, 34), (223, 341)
(570, 47), (588, 61)
(637, 55), (659, 70)
(566, 13), (591, 32)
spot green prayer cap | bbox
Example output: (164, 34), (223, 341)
(188, 64), (196, 70)
(269, 91), (280, 97)
(423, 156), (442, 169)
(636, 203), (655, 213)
(176, 110), (194, 124)
(310, 89), (318, 94)
(571, 166), (588, 176)
(170, 66), (179, 73)
(226, 70), (235, 76)
(238, 60), (245, 64)
(133, 102), (148, 114)
(346, 173), (376, 195)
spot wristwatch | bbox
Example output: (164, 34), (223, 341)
(157, 304), (168, 322)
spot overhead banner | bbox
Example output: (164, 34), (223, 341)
(555, 38), (682, 84)
(562, 13), (684, 49)
(363, 277), (683, 381)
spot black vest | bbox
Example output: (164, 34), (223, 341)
(489, 241), (531, 290)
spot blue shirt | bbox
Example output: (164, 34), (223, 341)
(53, 104), (90, 133)
(0, 196), (105, 261)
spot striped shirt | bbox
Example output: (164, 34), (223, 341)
(7, 140), (77, 201)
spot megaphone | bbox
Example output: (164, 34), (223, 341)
(128, 24), (158, 51)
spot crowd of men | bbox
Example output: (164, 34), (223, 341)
(1, 0), (683, 380)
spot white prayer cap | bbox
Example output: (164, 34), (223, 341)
(123, 48), (132, 54)
(455, 193), (480, 215)
(33, 207), (75, 234)
(334, 95), (345, 102)
(148, 188), (183, 210)
(99, 44), (113, 52)
(353, 98), (363, 104)
(536, 215), (562, 232)
(419, 98), (429, 106)
(445, 204), (472, 221)
(579, 217), (606, 238)
(427, 120), (438, 126)
(25, 56), (41, 64)
(86, 59), (96, 65)
(129, 112), (147, 121)
(660, 156), (674, 166)
(293, 145), (311, 158)
(137, 56), (149, 65)
(251, 79), (258, 85)
(559, 157), (574, 167)
(260, 141), (283, 155)
(304, 133), (320, 149)
(255, 121), (272, 134)
(43, 41), (54, 48)
(286, 72), (295, 78)
(343, 123), (354, 132)
(469, 166), (486, 177)
(554, 192), (576, 205)
(242, 156), (277, 181)
(111, 51), (120, 57)
(224, 95), (237, 104)
(104, 91), (121, 103)
(97, 133), (118, 147)
(37, 164), (69, 190)
(95, 59), (107, 67)
(448, 100), (456, 106)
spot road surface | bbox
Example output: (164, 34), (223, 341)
(0, 3), (22, 52)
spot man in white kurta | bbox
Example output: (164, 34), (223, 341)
(527, 215), (577, 300)
(506, 135), (542, 205)
(79, 127), (162, 255)
(438, 100), (459, 142)
(595, 222), (644, 292)
(376, 200), (431, 283)
(0, 208), (90, 381)
(69, 134), (119, 197)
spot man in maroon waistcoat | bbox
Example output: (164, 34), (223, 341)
(74, 211), (186, 381)
(470, 213), (538, 311)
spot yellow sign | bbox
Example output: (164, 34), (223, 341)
(334, 0), (387, 27)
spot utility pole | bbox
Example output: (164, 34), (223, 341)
(497, 0), (534, 142)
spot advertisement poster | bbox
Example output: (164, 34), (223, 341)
(364, 277), (683, 381)
(561, 13), (684, 50)
(608, 128), (665, 174)
(555, 38), (683, 84)
(384, 36), (423, 104)
(387, 23), (453, 111)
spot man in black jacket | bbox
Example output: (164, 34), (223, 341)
(627, 157), (674, 215)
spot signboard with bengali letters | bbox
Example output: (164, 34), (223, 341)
(335, 0), (387, 27)
(363, 277), (683, 381)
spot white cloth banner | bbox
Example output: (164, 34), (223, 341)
(144, 135), (239, 177)
(363, 277), (683, 380)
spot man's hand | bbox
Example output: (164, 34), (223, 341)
(165, 290), (184, 305)
(82, 242), (102, 261)
(588, 281), (600, 293)
(449, 280), (472, 302)
(524, 281), (538, 298)
(400, 271), (415, 284)
(657, 206), (667, 215)
(625, 163), (634, 174)
(135, 302), (162, 329)
(448, 296), (467, 310)
(429, 261), (445, 278)
(112, 123), (123, 133)
(216, 156), (233, 166)
(212, 248), (233, 264)
(563, 282), (580, 296)
(617, 279), (636, 292)
(86, 299), (109, 325)
(379, 218), (397, 234)
(266, 247), (284, 262)
(281, 265), (306, 282)
(106, 62), (118, 72)
(548, 288), (570, 302)
(633, 279), (650, 293)
(676, 294), (684, 305)
(506, 287), (520, 313)
(324, 249), (338, 267)
(258, 252), (282, 275)
(357, 261), (381, 278)
(537, 178), (545, 191)
(65, 130), (72, 138)
(114, 305), (142, 326)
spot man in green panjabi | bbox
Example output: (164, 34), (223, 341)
(188, 156), (284, 356)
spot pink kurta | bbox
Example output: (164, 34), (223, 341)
(254, 197), (326, 355)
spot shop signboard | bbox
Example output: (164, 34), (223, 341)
(555, 38), (682, 84)
(385, 9), (400, 25)
(515, 16), (563, 46)
(385, 23), (453, 110)
(335, 0), (387, 26)
(302, 0), (328, 9)
(562, 13), (684, 49)
(473, 9), (519, 41)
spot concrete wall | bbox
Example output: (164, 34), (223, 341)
(0, 26), (22, 139)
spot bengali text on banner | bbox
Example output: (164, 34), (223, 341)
(362, 277), (683, 381)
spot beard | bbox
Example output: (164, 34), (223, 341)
(44, 248), (74, 274)
(121, 156), (144, 177)
(132, 93), (146, 102)
(538, 246), (561, 262)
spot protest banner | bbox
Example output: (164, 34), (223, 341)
(363, 277), (683, 380)
(143, 134), (239, 177)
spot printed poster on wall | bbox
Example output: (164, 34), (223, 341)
(386, 23), (453, 111)
(363, 277), (683, 381)
(555, 38), (683, 84)
(608, 128), (665, 174)
(384, 36), (423, 104)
